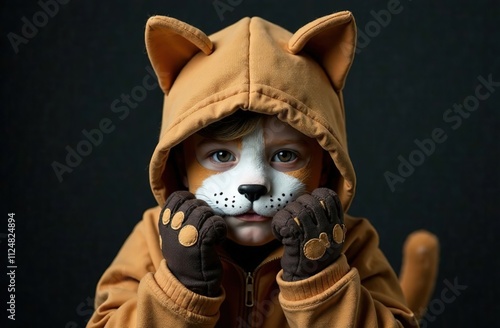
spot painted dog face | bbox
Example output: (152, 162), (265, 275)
(182, 116), (325, 246)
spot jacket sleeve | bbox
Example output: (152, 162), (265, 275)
(86, 207), (225, 328)
(276, 215), (419, 327)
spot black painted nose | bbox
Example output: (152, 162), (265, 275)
(238, 184), (268, 202)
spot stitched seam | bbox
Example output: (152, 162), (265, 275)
(289, 16), (331, 49)
(289, 12), (349, 49)
(165, 87), (248, 133)
(162, 85), (345, 157)
(248, 86), (345, 149)
(247, 18), (252, 107)
(164, 17), (212, 51)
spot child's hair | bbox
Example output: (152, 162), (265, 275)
(170, 108), (339, 191)
(197, 110), (265, 141)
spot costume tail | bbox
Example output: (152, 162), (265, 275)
(399, 230), (440, 320)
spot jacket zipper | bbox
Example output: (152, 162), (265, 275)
(219, 254), (281, 326)
(245, 272), (255, 307)
(241, 256), (281, 308)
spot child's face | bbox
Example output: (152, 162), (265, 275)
(182, 116), (325, 246)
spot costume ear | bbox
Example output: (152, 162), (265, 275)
(145, 16), (214, 94)
(288, 11), (356, 91)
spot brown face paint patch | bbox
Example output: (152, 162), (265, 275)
(287, 144), (324, 192)
(171, 212), (185, 230)
(178, 225), (198, 247)
(262, 116), (325, 192)
(303, 232), (331, 260)
(182, 134), (239, 194)
(183, 137), (218, 193)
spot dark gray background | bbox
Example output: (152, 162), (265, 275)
(2, 0), (499, 327)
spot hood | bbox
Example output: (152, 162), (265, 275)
(145, 11), (357, 211)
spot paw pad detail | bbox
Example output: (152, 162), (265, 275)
(162, 208), (171, 225)
(332, 224), (346, 244)
(171, 212), (185, 230)
(303, 232), (330, 260)
(178, 225), (198, 247)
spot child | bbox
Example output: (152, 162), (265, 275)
(88, 11), (437, 327)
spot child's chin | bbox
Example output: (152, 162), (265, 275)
(226, 221), (275, 246)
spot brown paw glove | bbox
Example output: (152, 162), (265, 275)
(159, 191), (227, 297)
(272, 188), (346, 282)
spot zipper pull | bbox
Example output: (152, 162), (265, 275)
(245, 272), (254, 307)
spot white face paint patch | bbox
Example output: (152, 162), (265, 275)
(183, 116), (324, 246)
(194, 127), (306, 218)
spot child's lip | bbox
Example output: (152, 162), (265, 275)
(235, 213), (271, 222)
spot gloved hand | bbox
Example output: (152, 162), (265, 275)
(272, 188), (346, 281)
(158, 191), (227, 296)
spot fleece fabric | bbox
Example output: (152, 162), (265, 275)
(88, 11), (420, 327)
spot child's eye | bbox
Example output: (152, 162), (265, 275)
(211, 150), (236, 163)
(272, 150), (298, 163)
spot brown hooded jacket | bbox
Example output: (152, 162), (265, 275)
(88, 11), (425, 327)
